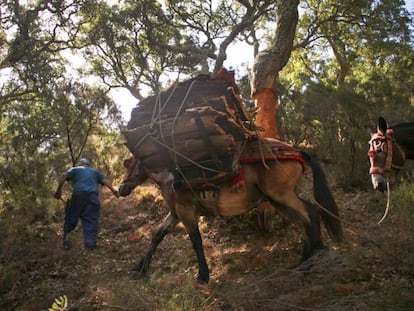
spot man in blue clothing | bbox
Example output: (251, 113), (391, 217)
(53, 158), (120, 250)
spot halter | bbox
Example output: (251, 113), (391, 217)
(125, 157), (139, 176)
(368, 129), (405, 175)
(121, 157), (143, 186)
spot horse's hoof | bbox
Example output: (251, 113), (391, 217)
(195, 280), (209, 290)
(196, 272), (209, 286)
(195, 275), (209, 289)
(301, 243), (327, 262)
(132, 261), (148, 274)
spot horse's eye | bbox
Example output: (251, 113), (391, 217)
(373, 140), (382, 148)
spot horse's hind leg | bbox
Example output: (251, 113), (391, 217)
(301, 199), (325, 261)
(133, 212), (179, 275)
(264, 192), (324, 261)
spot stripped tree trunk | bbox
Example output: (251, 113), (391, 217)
(252, 88), (279, 138)
(249, 0), (299, 231)
(250, 0), (299, 139)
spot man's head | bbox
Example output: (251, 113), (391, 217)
(77, 158), (90, 166)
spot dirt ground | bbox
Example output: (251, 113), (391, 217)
(1, 181), (414, 311)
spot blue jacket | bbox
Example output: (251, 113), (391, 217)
(66, 166), (104, 194)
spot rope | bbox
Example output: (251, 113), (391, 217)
(238, 138), (296, 171)
(132, 132), (151, 153)
(152, 80), (231, 193)
(148, 135), (222, 174)
(135, 80), (221, 179)
(150, 130), (393, 230)
(150, 83), (178, 128)
(170, 80), (198, 165)
(306, 179), (391, 230)
(258, 138), (270, 169)
(134, 81), (395, 231)
(376, 180), (391, 226)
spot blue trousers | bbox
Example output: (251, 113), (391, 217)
(64, 192), (101, 247)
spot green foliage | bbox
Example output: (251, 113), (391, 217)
(0, 2), (413, 310)
(391, 180), (414, 228)
(277, 0), (413, 188)
(0, 0), (413, 235)
(0, 80), (123, 219)
(277, 79), (374, 188)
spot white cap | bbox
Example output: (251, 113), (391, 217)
(77, 158), (90, 166)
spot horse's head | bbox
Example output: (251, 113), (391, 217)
(367, 117), (405, 192)
(118, 157), (149, 196)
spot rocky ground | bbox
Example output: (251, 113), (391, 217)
(1, 181), (414, 311)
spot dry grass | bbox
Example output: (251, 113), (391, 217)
(1, 182), (414, 310)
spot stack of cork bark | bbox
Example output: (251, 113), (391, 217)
(122, 69), (257, 184)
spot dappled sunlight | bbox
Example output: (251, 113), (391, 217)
(2, 182), (414, 310)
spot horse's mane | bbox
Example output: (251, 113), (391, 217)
(390, 122), (414, 130)
(390, 121), (414, 159)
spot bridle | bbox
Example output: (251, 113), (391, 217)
(368, 128), (405, 176)
(368, 129), (393, 175)
(119, 157), (145, 191)
(125, 157), (140, 177)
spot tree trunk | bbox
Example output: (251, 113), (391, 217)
(249, 0), (299, 231)
(252, 88), (279, 138)
(250, 0), (299, 139)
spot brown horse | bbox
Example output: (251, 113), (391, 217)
(367, 117), (414, 192)
(118, 139), (343, 284)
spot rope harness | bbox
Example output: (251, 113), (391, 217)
(368, 129), (394, 175)
(125, 77), (399, 231)
(368, 128), (406, 176)
(308, 180), (391, 229)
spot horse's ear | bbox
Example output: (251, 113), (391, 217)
(377, 117), (388, 135)
(123, 158), (132, 168)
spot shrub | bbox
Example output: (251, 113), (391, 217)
(391, 180), (414, 229)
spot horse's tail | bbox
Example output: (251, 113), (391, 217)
(301, 151), (343, 243)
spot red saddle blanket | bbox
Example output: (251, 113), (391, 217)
(230, 138), (305, 187)
(239, 138), (304, 168)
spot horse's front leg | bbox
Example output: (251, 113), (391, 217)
(188, 228), (209, 284)
(133, 211), (179, 276)
(177, 203), (210, 284)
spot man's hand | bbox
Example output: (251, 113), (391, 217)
(112, 189), (120, 198)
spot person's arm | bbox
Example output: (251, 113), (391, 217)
(54, 172), (68, 199)
(101, 178), (120, 198)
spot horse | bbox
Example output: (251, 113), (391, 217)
(367, 117), (414, 192)
(118, 138), (343, 285)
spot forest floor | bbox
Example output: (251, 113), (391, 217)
(1, 180), (414, 311)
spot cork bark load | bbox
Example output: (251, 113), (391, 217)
(122, 69), (257, 183)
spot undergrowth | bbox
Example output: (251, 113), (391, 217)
(391, 180), (414, 229)
(109, 276), (215, 310)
